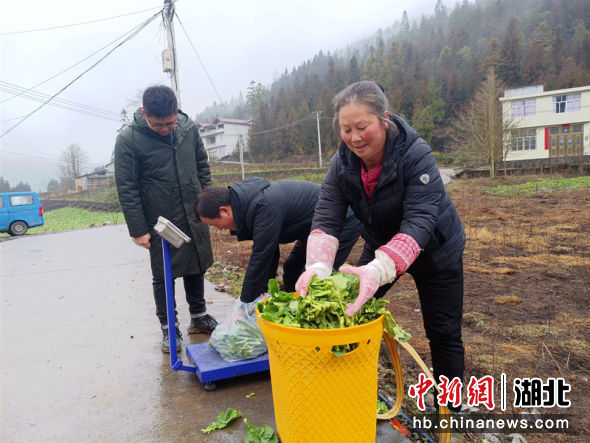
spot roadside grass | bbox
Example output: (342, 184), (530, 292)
(486, 175), (590, 196)
(26, 207), (124, 234)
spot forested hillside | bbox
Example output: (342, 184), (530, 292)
(197, 0), (590, 161)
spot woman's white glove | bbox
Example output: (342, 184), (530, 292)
(295, 229), (339, 297)
(340, 250), (397, 316)
(341, 233), (421, 316)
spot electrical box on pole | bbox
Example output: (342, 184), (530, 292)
(162, 49), (174, 73)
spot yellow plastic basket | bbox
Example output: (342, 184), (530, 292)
(257, 314), (384, 443)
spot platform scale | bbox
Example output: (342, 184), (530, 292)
(155, 216), (270, 390)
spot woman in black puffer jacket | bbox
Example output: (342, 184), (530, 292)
(296, 81), (466, 405)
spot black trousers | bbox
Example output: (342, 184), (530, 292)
(282, 220), (360, 292)
(359, 245), (465, 387)
(152, 273), (206, 326)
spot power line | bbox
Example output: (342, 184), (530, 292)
(0, 17), (160, 106)
(174, 10), (253, 160)
(0, 115), (28, 123)
(174, 12), (225, 109)
(1, 142), (61, 159)
(0, 6), (162, 36)
(0, 9), (162, 138)
(1, 82), (121, 120)
(251, 115), (315, 135)
(0, 150), (59, 161)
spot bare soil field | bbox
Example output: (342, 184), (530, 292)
(207, 174), (590, 441)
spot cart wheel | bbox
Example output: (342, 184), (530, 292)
(203, 382), (216, 391)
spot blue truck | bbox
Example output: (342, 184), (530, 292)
(0, 192), (45, 236)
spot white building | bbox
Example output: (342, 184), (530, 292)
(197, 117), (251, 160)
(500, 85), (590, 165)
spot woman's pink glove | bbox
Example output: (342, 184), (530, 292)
(340, 250), (397, 316)
(295, 229), (339, 297)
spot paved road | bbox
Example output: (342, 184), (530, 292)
(0, 225), (274, 442)
(0, 225), (409, 442)
(439, 168), (456, 185)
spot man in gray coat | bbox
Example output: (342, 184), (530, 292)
(115, 85), (217, 353)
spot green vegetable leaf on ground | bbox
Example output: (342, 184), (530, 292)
(201, 408), (242, 434)
(244, 418), (278, 443)
(377, 400), (389, 414)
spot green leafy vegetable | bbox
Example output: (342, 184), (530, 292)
(383, 311), (412, 342)
(258, 272), (411, 352)
(201, 408), (242, 434)
(244, 418), (279, 443)
(210, 317), (267, 361)
(377, 400), (389, 414)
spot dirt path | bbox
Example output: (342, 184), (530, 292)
(208, 174), (590, 440)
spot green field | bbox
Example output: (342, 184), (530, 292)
(22, 207), (124, 235)
(487, 176), (590, 196)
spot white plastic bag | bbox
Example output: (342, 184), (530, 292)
(209, 295), (268, 362)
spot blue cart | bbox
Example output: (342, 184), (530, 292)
(155, 216), (269, 390)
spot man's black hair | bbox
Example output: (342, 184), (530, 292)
(195, 186), (231, 219)
(142, 85), (178, 118)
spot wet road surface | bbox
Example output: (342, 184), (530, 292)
(0, 225), (275, 442)
(1, 225), (409, 442)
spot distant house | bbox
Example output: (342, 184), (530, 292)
(500, 85), (590, 166)
(75, 162), (115, 191)
(105, 161), (114, 176)
(196, 117), (251, 160)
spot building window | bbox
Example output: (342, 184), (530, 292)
(511, 129), (536, 151)
(553, 93), (581, 113)
(511, 99), (536, 117)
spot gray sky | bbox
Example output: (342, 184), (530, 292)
(1, 0), (451, 192)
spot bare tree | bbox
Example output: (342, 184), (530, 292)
(59, 143), (89, 190)
(453, 68), (515, 179)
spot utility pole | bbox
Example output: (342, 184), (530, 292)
(238, 135), (245, 180)
(314, 111), (323, 168)
(162, 0), (180, 106)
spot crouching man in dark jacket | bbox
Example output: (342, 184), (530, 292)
(196, 177), (360, 302)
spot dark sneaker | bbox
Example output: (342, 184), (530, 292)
(161, 327), (183, 354)
(187, 314), (218, 335)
